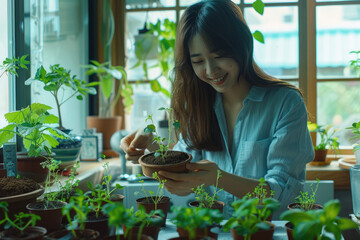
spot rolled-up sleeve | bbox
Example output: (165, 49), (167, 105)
(264, 91), (314, 211)
(173, 134), (203, 162)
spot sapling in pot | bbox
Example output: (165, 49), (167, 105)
(138, 107), (192, 177)
(288, 178), (322, 210)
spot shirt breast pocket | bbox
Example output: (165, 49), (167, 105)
(235, 138), (272, 179)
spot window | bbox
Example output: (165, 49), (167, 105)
(125, 0), (360, 151)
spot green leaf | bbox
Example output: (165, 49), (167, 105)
(42, 133), (59, 148)
(150, 80), (161, 92)
(253, 31), (264, 43)
(252, 0), (265, 15)
(0, 125), (16, 146)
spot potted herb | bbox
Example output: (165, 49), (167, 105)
(0, 201), (47, 239)
(0, 102), (68, 183)
(280, 199), (358, 240)
(85, 61), (133, 156)
(135, 172), (170, 227)
(190, 169), (225, 212)
(138, 107), (192, 177)
(307, 121), (340, 164)
(223, 196), (280, 240)
(26, 158), (67, 233)
(53, 161), (81, 202)
(45, 193), (100, 240)
(102, 202), (162, 240)
(288, 179), (323, 210)
(170, 206), (223, 240)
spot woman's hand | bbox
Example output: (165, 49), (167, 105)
(158, 160), (219, 196)
(120, 128), (157, 163)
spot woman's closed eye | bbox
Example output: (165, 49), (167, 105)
(191, 59), (203, 64)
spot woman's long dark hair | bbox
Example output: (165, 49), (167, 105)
(171, 0), (300, 151)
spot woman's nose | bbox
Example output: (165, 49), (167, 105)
(205, 60), (218, 76)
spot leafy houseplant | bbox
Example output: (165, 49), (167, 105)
(280, 199), (358, 240)
(191, 169), (224, 211)
(170, 206), (223, 240)
(307, 121), (340, 163)
(288, 179), (322, 211)
(138, 107), (192, 178)
(26, 64), (97, 130)
(223, 196), (280, 240)
(0, 55), (29, 78)
(0, 201), (47, 239)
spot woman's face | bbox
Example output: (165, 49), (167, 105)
(189, 34), (241, 94)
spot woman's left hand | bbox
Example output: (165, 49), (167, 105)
(158, 160), (220, 196)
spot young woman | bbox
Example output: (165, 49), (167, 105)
(120, 0), (314, 217)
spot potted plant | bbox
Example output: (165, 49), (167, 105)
(138, 107), (192, 177)
(170, 206), (223, 240)
(346, 121), (360, 162)
(288, 179), (323, 211)
(26, 158), (67, 233)
(0, 102), (68, 183)
(135, 172), (170, 227)
(101, 202), (162, 240)
(307, 121), (340, 164)
(223, 196), (280, 240)
(280, 199), (358, 240)
(45, 193), (100, 240)
(26, 64), (97, 170)
(0, 201), (47, 239)
(85, 61), (133, 157)
(190, 169), (225, 212)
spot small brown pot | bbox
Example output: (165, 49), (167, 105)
(136, 196), (170, 227)
(189, 200), (225, 213)
(287, 202), (323, 210)
(177, 226), (218, 240)
(123, 223), (161, 240)
(84, 211), (110, 238)
(87, 116), (122, 152)
(285, 221), (316, 240)
(110, 193), (125, 203)
(16, 153), (50, 183)
(44, 229), (100, 240)
(26, 201), (67, 233)
(231, 222), (275, 240)
(312, 149), (328, 162)
(138, 151), (192, 178)
(0, 226), (47, 240)
(101, 234), (153, 240)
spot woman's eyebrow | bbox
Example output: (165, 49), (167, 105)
(190, 53), (201, 57)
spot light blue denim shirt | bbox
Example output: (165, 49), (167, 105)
(173, 85), (314, 218)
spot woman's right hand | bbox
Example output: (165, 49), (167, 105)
(120, 128), (156, 163)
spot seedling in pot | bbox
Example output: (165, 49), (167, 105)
(40, 157), (62, 208)
(294, 178), (320, 210)
(135, 172), (167, 211)
(144, 107), (180, 163)
(0, 201), (41, 234)
(192, 169), (223, 209)
(246, 177), (274, 205)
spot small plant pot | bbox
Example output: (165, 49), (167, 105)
(231, 221), (275, 240)
(84, 211), (110, 238)
(101, 234), (153, 240)
(287, 202), (323, 210)
(26, 201), (67, 233)
(189, 200), (225, 213)
(177, 226), (218, 240)
(123, 223), (161, 240)
(138, 151), (192, 178)
(312, 149), (328, 163)
(285, 222), (295, 240)
(16, 153), (51, 184)
(44, 229), (100, 240)
(168, 237), (216, 240)
(0, 226), (47, 240)
(136, 196), (170, 227)
(110, 193), (125, 203)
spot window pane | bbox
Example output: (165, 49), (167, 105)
(126, 0), (175, 9)
(317, 81), (360, 147)
(245, 6), (299, 79)
(29, 0), (89, 134)
(0, 0), (9, 128)
(316, 5), (360, 78)
(126, 11), (176, 83)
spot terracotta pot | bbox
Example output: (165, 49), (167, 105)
(0, 226), (47, 240)
(26, 201), (67, 233)
(101, 234), (153, 240)
(138, 151), (192, 178)
(136, 196), (170, 227)
(84, 212), (110, 237)
(86, 116), (122, 151)
(177, 226), (218, 240)
(285, 221), (316, 240)
(44, 229), (100, 240)
(123, 223), (161, 240)
(0, 184), (44, 220)
(110, 193), (125, 203)
(189, 200), (225, 213)
(16, 153), (49, 183)
(312, 149), (328, 162)
(287, 202), (323, 210)
(231, 222), (275, 240)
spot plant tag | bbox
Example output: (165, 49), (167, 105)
(3, 142), (17, 177)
